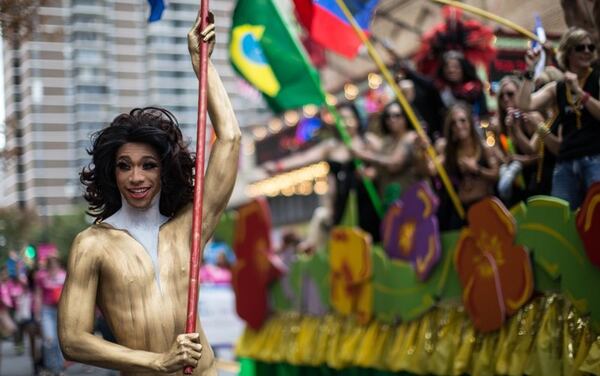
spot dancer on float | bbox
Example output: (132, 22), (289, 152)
(517, 27), (600, 209)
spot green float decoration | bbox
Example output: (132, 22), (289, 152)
(233, 194), (600, 374)
(513, 196), (600, 331)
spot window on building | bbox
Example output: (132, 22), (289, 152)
(169, 3), (198, 12)
(73, 31), (101, 42)
(156, 71), (195, 79)
(76, 85), (108, 95)
(72, 0), (97, 6)
(74, 50), (103, 64)
(75, 103), (103, 112)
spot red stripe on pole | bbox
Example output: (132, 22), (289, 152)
(184, 0), (210, 374)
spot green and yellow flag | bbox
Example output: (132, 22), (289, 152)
(229, 0), (324, 112)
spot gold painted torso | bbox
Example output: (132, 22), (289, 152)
(83, 207), (216, 375)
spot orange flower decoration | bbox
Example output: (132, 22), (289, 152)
(454, 197), (533, 332)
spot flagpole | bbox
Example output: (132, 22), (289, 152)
(430, 0), (543, 44)
(184, 0), (210, 374)
(334, 0), (465, 219)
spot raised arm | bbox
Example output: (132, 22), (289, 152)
(517, 49), (557, 111)
(58, 232), (201, 372)
(517, 79), (557, 112)
(188, 16), (241, 248)
(263, 139), (336, 174)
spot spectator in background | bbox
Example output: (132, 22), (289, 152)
(394, 61), (447, 141)
(437, 103), (499, 230)
(0, 266), (16, 339)
(7, 272), (26, 355)
(507, 67), (565, 196)
(36, 256), (66, 376)
(203, 239), (235, 267)
(351, 101), (432, 208)
(200, 237), (235, 285)
(275, 230), (301, 309)
(264, 102), (381, 242)
(6, 250), (25, 281)
(22, 268), (43, 374)
(518, 27), (600, 209)
(200, 253), (232, 285)
(436, 51), (489, 120)
(277, 230), (301, 264)
(493, 76), (540, 205)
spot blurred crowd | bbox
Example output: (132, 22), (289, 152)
(267, 26), (600, 249)
(0, 251), (66, 376)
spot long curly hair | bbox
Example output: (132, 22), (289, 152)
(81, 107), (195, 222)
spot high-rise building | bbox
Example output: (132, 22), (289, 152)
(1, 0), (269, 216)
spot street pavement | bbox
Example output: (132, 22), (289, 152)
(0, 339), (115, 375)
(0, 340), (238, 375)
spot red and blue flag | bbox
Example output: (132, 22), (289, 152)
(294, 0), (380, 59)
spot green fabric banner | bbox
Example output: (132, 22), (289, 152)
(229, 0), (324, 112)
(239, 358), (418, 376)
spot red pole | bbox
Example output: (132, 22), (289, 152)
(184, 0), (210, 374)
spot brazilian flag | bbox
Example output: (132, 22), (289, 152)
(229, 0), (325, 112)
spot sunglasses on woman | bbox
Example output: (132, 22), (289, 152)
(574, 43), (596, 53)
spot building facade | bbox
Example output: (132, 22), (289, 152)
(1, 0), (269, 216)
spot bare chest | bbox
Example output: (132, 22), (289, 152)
(100, 232), (188, 289)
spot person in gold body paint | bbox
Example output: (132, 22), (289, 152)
(57, 15), (241, 376)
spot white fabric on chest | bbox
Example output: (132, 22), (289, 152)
(104, 195), (168, 291)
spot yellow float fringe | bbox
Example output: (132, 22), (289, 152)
(236, 295), (600, 375)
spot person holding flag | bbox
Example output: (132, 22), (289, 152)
(517, 27), (600, 210)
(57, 13), (241, 376)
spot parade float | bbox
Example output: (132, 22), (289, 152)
(222, 0), (600, 373)
(216, 182), (600, 376)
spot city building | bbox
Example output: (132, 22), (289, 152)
(1, 0), (269, 216)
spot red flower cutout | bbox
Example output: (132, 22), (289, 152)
(576, 182), (600, 269)
(232, 198), (284, 329)
(455, 197), (533, 332)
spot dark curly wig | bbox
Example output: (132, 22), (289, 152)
(80, 107), (195, 222)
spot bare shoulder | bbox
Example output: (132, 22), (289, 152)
(67, 225), (112, 266)
(364, 131), (382, 149)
